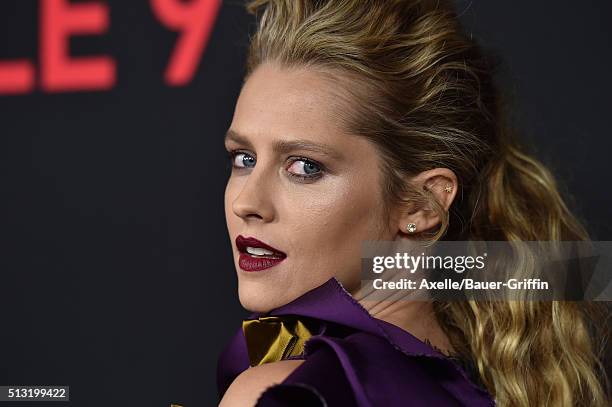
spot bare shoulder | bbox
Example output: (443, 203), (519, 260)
(219, 359), (305, 407)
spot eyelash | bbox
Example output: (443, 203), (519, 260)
(226, 149), (325, 182)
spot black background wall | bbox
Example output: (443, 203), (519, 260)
(0, 1), (610, 406)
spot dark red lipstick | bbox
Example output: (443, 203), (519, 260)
(236, 235), (287, 272)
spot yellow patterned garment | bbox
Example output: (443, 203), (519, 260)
(242, 315), (316, 367)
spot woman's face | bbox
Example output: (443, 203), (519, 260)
(224, 62), (394, 312)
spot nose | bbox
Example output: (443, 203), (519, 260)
(231, 165), (275, 223)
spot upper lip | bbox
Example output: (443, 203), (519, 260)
(236, 235), (287, 257)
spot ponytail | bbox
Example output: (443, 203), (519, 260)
(436, 128), (610, 406)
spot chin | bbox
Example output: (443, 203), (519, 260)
(237, 280), (287, 313)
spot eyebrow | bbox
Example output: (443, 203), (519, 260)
(224, 129), (343, 160)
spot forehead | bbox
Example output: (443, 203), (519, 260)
(230, 63), (350, 146)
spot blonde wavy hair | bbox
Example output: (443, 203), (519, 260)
(242, 0), (610, 405)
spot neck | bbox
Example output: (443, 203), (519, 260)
(353, 288), (456, 357)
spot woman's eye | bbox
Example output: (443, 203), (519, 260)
(231, 152), (256, 168)
(227, 150), (323, 181)
(287, 159), (322, 177)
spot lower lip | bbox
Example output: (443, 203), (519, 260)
(239, 252), (286, 272)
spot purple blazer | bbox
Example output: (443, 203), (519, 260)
(217, 277), (496, 406)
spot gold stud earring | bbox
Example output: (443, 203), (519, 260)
(406, 223), (417, 233)
(444, 186), (452, 193)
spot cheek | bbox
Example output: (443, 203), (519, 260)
(280, 181), (356, 240)
(289, 181), (384, 266)
(314, 203), (381, 290)
(313, 181), (380, 231)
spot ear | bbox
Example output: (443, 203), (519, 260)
(397, 168), (458, 235)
